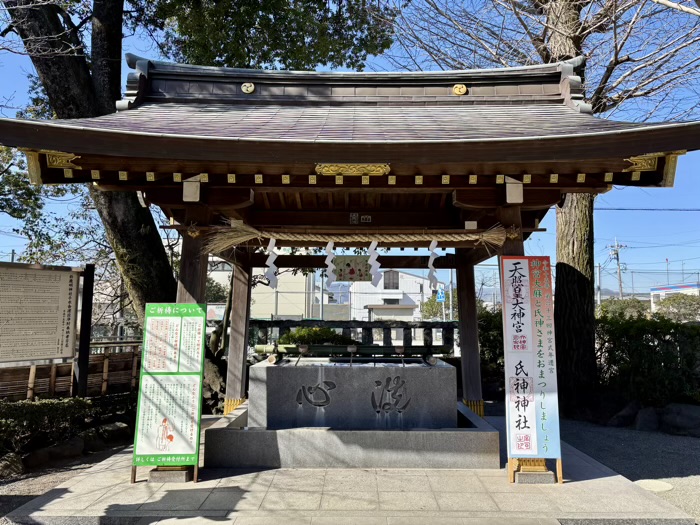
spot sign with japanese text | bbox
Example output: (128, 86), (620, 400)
(0, 263), (80, 363)
(500, 257), (561, 459)
(133, 303), (206, 467)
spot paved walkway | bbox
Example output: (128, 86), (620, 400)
(6, 431), (694, 524)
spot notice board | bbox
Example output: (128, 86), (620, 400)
(133, 303), (206, 466)
(0, 263), (80, 363)
(500, 256), (561, 458)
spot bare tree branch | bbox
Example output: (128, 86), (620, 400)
(650, 0), (700, 16)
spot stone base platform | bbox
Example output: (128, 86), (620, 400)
(204, 402), (500, 469)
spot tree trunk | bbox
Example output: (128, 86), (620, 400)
(547, 0), (597, 416)
(554, 194), (598, 416)
(6, 0), (177, 323)
(89, 187), (177, 323)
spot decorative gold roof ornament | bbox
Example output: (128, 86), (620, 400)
(505, 225), (521, 240)
(453, 84), (468, 96)
(315, 163), (390, 176)
(661, 150), (686, 187)
(44, 151), (82, 169)
(623, 150), (686, 186)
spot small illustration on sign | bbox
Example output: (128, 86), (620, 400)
(156, 418), (175, 452)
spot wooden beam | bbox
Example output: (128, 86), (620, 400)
(249, 210), (459, 229)
(246, 254), (460, 269)
(141, 187), (255, 209)
(453, 188), (568, 210)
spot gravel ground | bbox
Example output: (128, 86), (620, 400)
(0, 446), (127, 524)
(561, 419), (700, 524)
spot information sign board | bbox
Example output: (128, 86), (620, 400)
(436, 289), (446, 303)
(133, 303), (206, 466)
(500, 257), (561, 459)
(0, 263), (80, 363)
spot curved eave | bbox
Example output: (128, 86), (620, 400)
(1, 117), (700, 164)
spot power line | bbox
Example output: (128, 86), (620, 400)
(597, 207), (700, 212)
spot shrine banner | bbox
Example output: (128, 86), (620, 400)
(500, 257), (561, 459)
(133, 303), (206, 467)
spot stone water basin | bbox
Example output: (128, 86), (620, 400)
(248, 357), (457, 430)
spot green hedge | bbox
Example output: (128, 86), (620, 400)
(278, 326), (359, 345)
(596, 315), (700, 406)
(0, 392), (137, 455)
(472, 306), (700, 408)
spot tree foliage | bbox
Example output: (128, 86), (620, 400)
(656, 293), (700, 323)
(387, 0), (700, 120)
(0, 0), (398, 328)
(421, 289), (458, 320)
(597, 297), (650, 319)
(385, 0), (700, 415)
(0, 147), (39, 221)
(205, 277), (229, 304)
(130, 0), (397, 70)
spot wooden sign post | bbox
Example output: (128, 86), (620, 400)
(132, 303), (206, 483)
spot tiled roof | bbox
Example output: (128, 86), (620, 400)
(50, 102), (649, 143)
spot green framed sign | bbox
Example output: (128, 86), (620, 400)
(133, 303), (206, 466)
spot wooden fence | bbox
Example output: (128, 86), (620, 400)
(250, 319), (459, 356)
(0, 340), (141, 401)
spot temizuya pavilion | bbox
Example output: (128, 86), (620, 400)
(1, 54), (698, 424)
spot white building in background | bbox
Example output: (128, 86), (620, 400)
(349, 270), (446, 322)
(207, 262), (448, 322)
(650, 283), (700, 312)
(207, 260), (315, 320)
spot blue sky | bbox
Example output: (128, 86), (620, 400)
(2, 34), (700, 295)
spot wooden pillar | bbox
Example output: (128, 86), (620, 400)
(456, 249), (483, 416)
(74, 264), (94, 398)
(224, 258), (252, 415)
(383, 327), (392, 347)
(402, 326), (412, 347)
(423, 328), (433, 347)
(176, 209), (210, 303)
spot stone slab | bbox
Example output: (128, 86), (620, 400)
(248, 358), (456, 430)
(515, 471), (557, 484)
(148, 467), (193, 483)
(204, 403), (499, 469)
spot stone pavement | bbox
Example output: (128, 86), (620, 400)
(5, 438), (694, 525)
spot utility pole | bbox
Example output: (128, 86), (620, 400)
(319, 270), (324, 321)
(631, 272), (635, 299)
(596, 264), (602, 306)
(607, 239), (627, 299)
(448, 270), (453, 321)
(10, 249), (15, 263)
